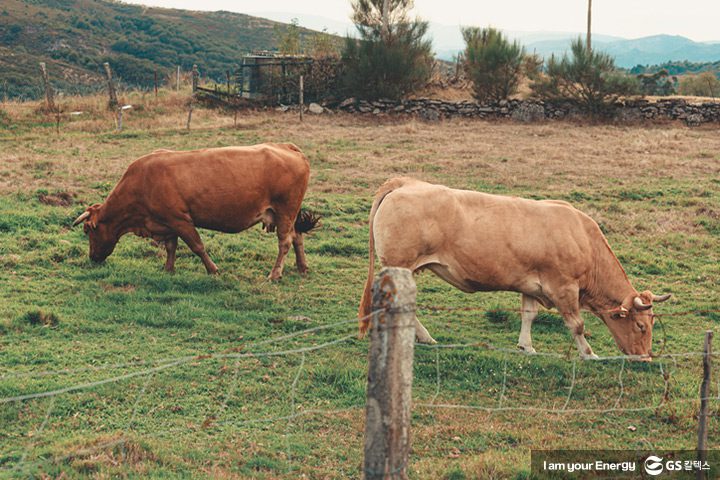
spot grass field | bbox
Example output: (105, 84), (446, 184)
(0, 93), (719, 479)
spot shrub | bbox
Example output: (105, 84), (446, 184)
(341, 0), (433, 100)
(462, 27), (527, 102)
(531, 38), (639, 117)
(678, 71), (720, 98)
(637, 69), (676, 96)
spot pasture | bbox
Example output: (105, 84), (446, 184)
(0, 94), (719, 479)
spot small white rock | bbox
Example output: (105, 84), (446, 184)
(308, 103), (324, 114)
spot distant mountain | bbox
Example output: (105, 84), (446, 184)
(257, 12), (720, 68)
(0, 0), (323, 99)
(524, 34), (720, 68)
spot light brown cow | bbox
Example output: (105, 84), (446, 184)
(359, 177), (671, 359)
(73, 143), (319, 280)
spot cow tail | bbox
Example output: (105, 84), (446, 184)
(358, 179), (408, 338)
(294, 209), (321, 234)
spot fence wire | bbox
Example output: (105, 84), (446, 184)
(1, 306), (716, 476)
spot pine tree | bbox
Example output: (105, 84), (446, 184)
(462, 27), (527, 102)
(342, 0), (433, 100)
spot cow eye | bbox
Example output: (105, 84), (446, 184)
(636, 322), (646, 333)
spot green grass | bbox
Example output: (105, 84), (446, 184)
(0, 112), (719, 478)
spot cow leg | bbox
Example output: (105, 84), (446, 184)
(164, 236), (178, 272)
(518, 294), (538, 353)
(268, 219), (293, 281)
(414, 315), (437, 344)
(553, 287), (598, 360)
(292, 233), (308, 275)
(174, 224), (218, 274)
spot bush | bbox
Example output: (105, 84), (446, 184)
(678, 71), (720, 98)
(531, 38), (639, 117)
(341, 0), (433, 100)
(637, 69), (676, 96)
(462, 27), (527, 102)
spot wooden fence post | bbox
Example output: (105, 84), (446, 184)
(154, 69), (158, 98)
(39, 62), (55, 113)
(176, 65), (181, 91)
(191, 64), (198, 93)
(186, 65), (198, 130)
(363, 267), (416, 480)
(697, 330), (713, 479)
(299, 75), (304, 122)
(103, 62), (118, 109)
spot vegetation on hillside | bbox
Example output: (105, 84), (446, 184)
(678, 71), (720, 98)
(629, 60), (720, 78)
(0, 0), (322, 99)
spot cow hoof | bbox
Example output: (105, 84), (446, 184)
(581, 353), (600, 360)
(268, 273), (282, 281)
(517, 344), (536, 354)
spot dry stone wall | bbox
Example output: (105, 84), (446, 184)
(329, 97), (720, 125)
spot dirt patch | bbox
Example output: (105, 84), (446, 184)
(38, 191), (75, 206)
(101, 283), (136, 293)
(62, 435), (158, 474)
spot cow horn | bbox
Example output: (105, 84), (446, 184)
(633, 296), (653, 311)
(72, 211), (90, 227)
(652, 293), (672, 303)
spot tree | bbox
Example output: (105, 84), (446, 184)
(309, 28), (341, 58)
(341, 0), (433, 100)
(678, 71), (720, 98)
(277, 18), (302, 55)
(586, 0), (592, 52)
(462, 27), (527, 102)
(531, 38), (638, 117)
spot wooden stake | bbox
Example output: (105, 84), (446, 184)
(363, 267), (416, 480)
(176, 65), (181, 91)
(697, 330), (713, 479)
(39, 62), (55, 113)
(103, 62), (118, 109)
(299, 74), (304, 122)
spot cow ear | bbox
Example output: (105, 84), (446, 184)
(87, 204), (102, 229)
(610, 306), (628, 320)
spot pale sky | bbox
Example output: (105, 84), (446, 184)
(121, 0), (720, 42)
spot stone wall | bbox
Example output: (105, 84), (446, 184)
(329, 97), (720, 125)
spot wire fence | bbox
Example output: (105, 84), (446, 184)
(0, 305), (717, 476)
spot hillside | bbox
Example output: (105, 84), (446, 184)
(0, 0), (321, 99)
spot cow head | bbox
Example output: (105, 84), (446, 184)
(72, 204), (118, 263)
(603, 291), (672, 359)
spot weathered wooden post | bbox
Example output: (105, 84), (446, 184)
(299, 74), (304, 122)
(191, 64), (198, 93)
(176, 65), (181, 91)
(186, 65), (198, 130)
(39, 62), (55, 113)
(697, 330), (713, 479)
(103, 62), (118, 109)
(226, 70), (231, 94)
(154, 69), (158, 98)
(363, 267), (416, 480)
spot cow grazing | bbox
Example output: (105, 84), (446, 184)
(358, 177), (671, 359)
(73, 143), (319, 280)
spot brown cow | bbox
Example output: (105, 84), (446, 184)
(73, 143), (319, 280)
(359, 177), (671, 359)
